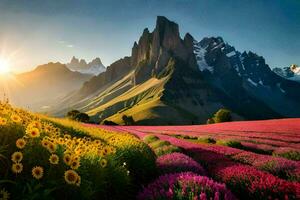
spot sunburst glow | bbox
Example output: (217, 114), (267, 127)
(0, 58), (10, 75)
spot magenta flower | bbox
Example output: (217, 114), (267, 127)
(215, 164), (300, 200)
(137, 172), (236, 200)
(156, 153), (206, 175)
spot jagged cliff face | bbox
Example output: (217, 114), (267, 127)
(192, 37), (300, 117)
(131, 16), (197, 84)
(51, 16), (300, 124)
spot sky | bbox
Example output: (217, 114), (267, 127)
(0, 0), (299, 73)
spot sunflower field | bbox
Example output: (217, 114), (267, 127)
(0, 102), (156, 200)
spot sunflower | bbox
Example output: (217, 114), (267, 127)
(47, 142), (57, 153)
(16, 138), (26, 149)
(0, 117), (7, 126)
(100, 159), (107, 168)
(70, 159), (80, 170)
(11, 163), (23, 174)
(32, 166), (44, 180)
(26, 127), (40, 138)
(0, 188), (10, 200)
(49, 154), (59, 165)
(64, 170), (79, 185)
(28, 121), (42, 129)
(11, 114), (22, 123)
(58, 138), (64, 144)
(41, 139), (49, 148)
(43, 125), (52, 133)
(11, 152), (23, 163)
(0, 109), (8, 115)
(63, 153), (72, 165)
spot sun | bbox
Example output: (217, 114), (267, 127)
(0, 58), (10, 75)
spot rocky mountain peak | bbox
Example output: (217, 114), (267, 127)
(90, 57), (103, 66)
(155, 16), (180, 46)
(53, 16), (300, 124)
(79, 59), (87, 66)
(66, 56), (106, 75)
(131, 16), (197, 84)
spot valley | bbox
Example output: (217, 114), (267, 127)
(0, 1), (299, 199)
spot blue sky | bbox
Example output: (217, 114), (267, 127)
(0, 0), (299, 72)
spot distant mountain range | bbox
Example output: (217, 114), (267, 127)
(66, 56), (106, 75)
(48, 16), (300, 125)
(273, 64), (300, 82)
(1, 63), (91, 111)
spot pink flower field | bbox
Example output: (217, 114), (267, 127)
(91, 118), (300, 199)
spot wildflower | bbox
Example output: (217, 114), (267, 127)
(156, 153), (206, 175)
(11, 114), (22, 123)
(26, 127), (40, 138)
(64, 170), (79, 185)
(49, 154), (59, 165)
(11, 163), (23, 174)
(0, 117), (7, 126)
(100, 159), (107, 168)
(32, 166), (44, 180)
(16, 138), (26, 149)
(11, 152), (23, 163)
(63, 153), (72, 165)
(0, 188), (10, 200)
(137, 172), (235, 200)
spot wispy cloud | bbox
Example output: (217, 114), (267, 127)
(58, 40), (74, 48)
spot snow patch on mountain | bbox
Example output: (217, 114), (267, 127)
(193, 41), (214, 73)
(226, 51), (236, 57)
(273, 64), (300, 83)
(247, 78), (258, 87)
(75, 65), (105, 76)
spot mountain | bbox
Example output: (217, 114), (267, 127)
(273, 64), (300, 82)
(50, 16), (300, 125)
(1, 62), (92, 111)
(67, 56), (106, 75)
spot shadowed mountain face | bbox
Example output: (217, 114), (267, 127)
(2, 62), (92, 111)
(50, 16), (300, 125)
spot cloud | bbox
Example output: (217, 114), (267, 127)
(58, 40), (74, 48)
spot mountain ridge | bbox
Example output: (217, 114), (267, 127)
(3, 62), (92, 111)
(50, 16), (300, 124)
